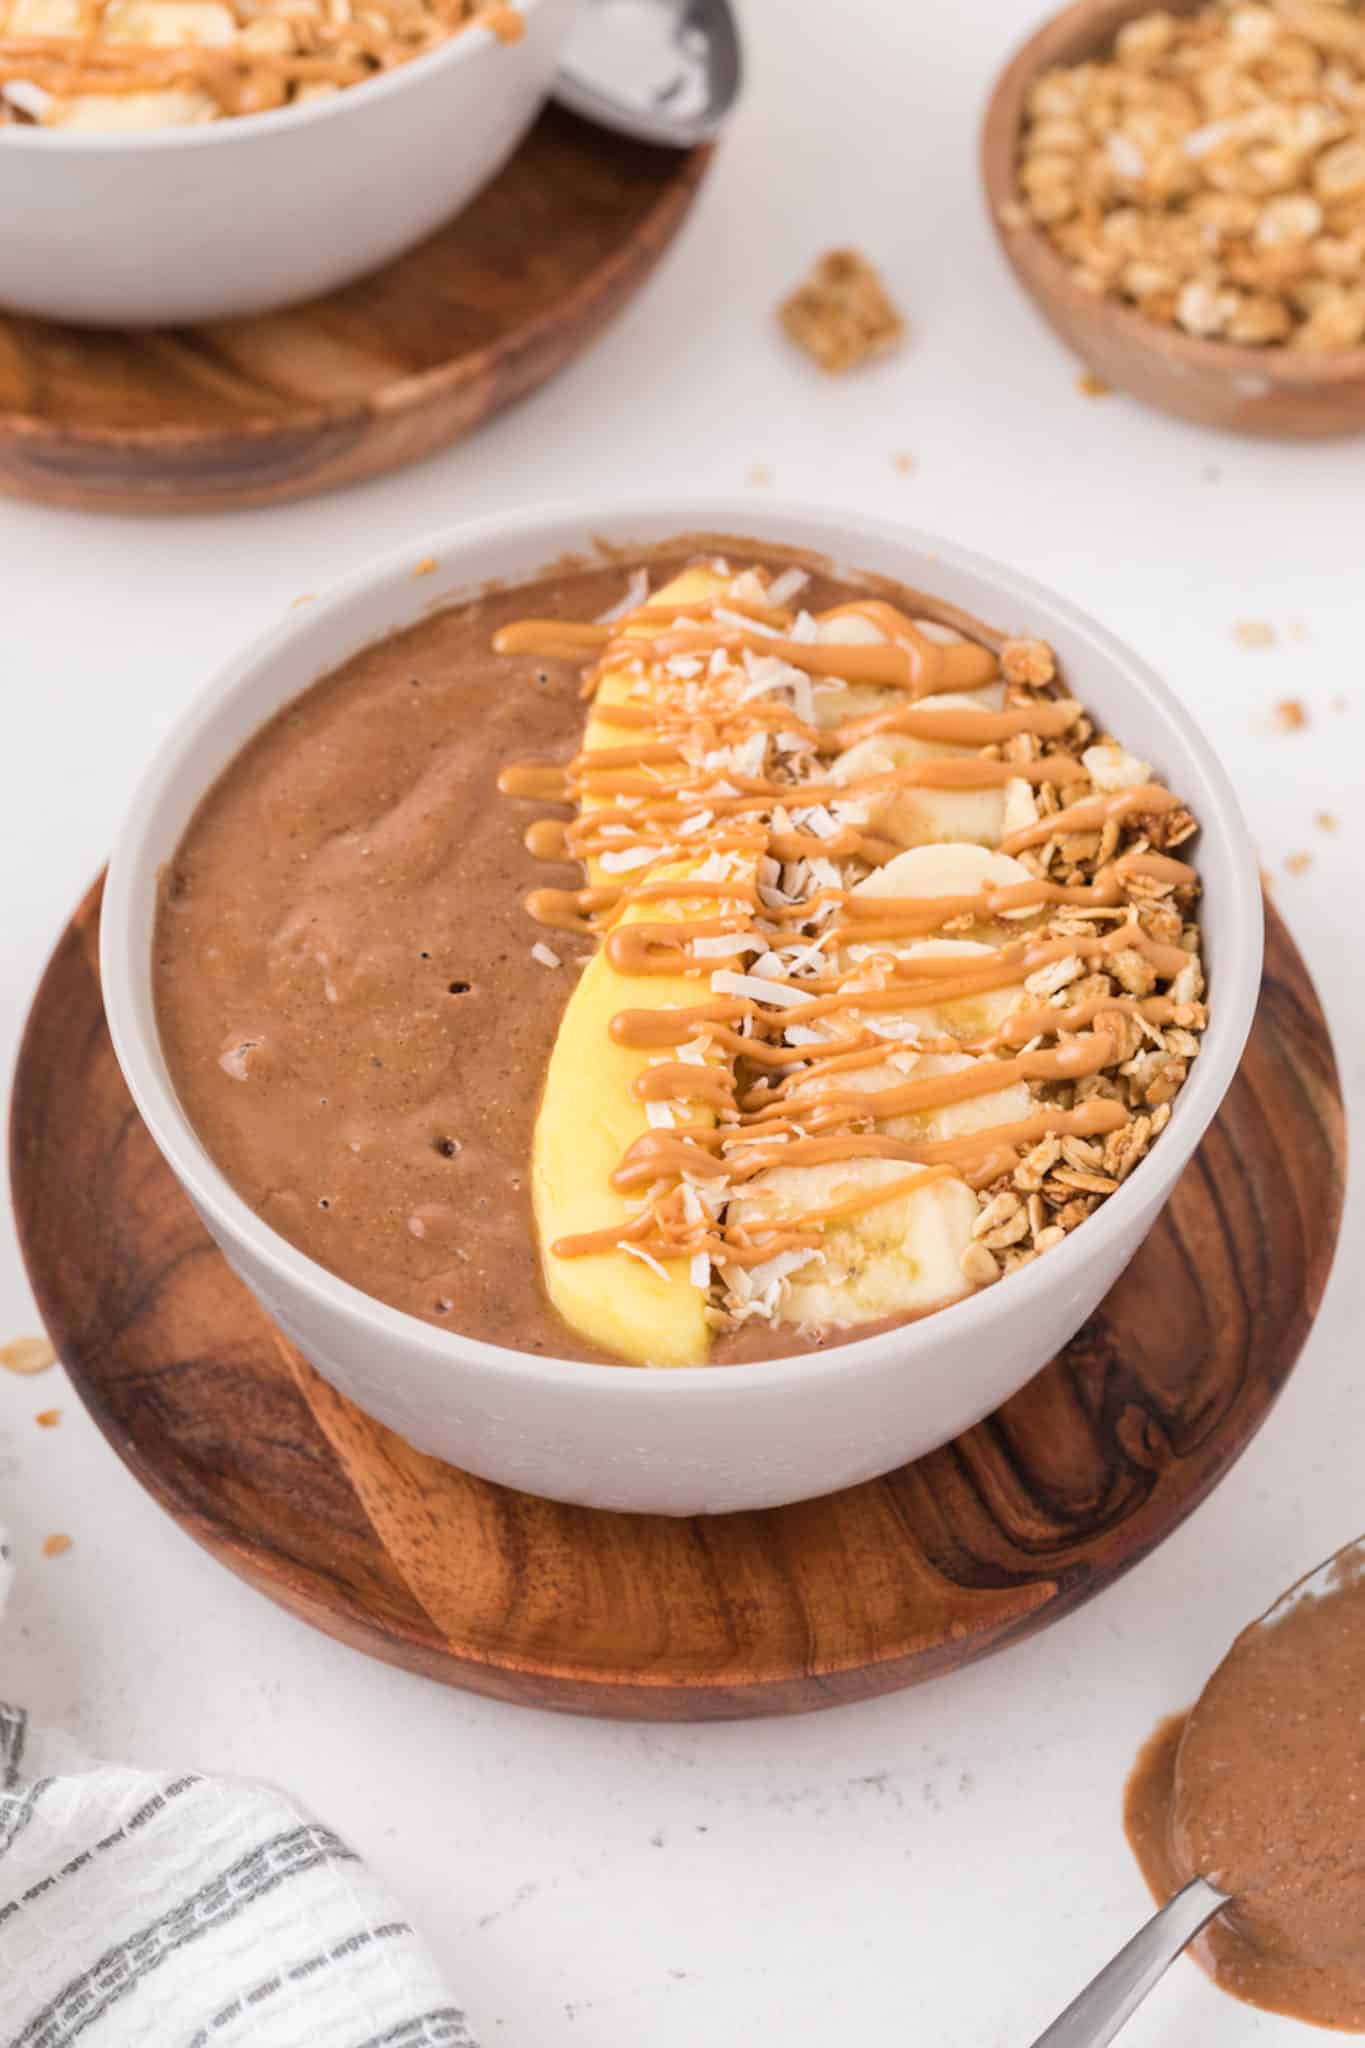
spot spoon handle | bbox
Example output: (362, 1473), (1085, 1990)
(1027, 1877), (1227, 2048)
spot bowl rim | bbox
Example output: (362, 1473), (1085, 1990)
(100, 493), (1265, 1402)
(0, 0), (544, 153)
(981, 0), (1365, 388)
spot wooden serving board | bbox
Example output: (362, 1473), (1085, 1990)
(0, 109), (710, 513)
(10, 881), (1344, 1720)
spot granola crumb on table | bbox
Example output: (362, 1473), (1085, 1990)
(1016, 0), (1365, 351)
(779, 249), (906, 372)
(1234, 619), (1277, 648)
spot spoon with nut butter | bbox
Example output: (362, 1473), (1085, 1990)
(1030, 1540), (1365, 2045)
(554, 0), (741, 146)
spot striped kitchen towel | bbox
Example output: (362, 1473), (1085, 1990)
(0, 1531), (474, 2048)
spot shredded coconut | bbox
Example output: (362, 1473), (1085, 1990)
(710, 970), (813, 1008)
(595, 567), (650, 624)
(618, 1242), (670, 1282)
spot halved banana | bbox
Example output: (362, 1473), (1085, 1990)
(532, 857), (734, 1369)
(531, 567), (735, 1368)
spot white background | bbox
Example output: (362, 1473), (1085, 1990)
(2, 2), (1363, 2042)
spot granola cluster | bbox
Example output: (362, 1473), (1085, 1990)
(779, 249), (907, 372)
(1016, 0), (1365, 349)
(959, 642), (1206, 1288)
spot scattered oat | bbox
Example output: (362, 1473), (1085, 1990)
(1317, 810), (1338, 832)
(1234, 621), (1276, 649)
(891, 451), (916, 474)
(779, 249), (906, 373)
(1, 1335), (55, 1376)
(1285, 850), (1313, 874)
(1288, 622), (1308, 642)
(412, 556), (438, 578)
(41, 1533), (72, 1559)
(531, 941), (562, 968)
(747, 464), (773, 487)
(960, 1242), (1001, 1286)
(1077, 369), (1112, 396)
(1017, 4), (1365, 351)
(35, 1408), (60, 1428)
(290, 593), (316, 608)
(1273, 697), (1308, 731)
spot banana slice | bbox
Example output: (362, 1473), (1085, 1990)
(862, 939), (1024, 1043)
(829, 691), (1009, 848)
(839, 844), (1036, 1052)
(808, 610), (1005, 728)
(780, 1045), (1032, 1145)
(729, 1159), (979, 1327)
(851, 841), (1040, 942)
(808, 610), (898, 730)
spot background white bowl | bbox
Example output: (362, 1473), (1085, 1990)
(100, 498), (1264, 1515)
(0, 0), (581, 327)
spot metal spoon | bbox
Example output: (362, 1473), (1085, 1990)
(1030, 1542), (1365, 2046)
(1026, 1876), (1229, 2047)
(554, 0), (742, 147)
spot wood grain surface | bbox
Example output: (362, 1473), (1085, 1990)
(982, 0), (1365, 437)
(0, 109), (711, 513)
(10, 879), (1345, 1720)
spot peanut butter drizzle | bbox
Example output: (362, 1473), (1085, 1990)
(1000, 784), (1179, 855)
(834, 698), (1082, 748)
(0, 0), (517, 117)
(498, 762), (569, 801)
(610, 1099), (1131, 1193)
(492, 567), (1202, 1287)
(551, 1163), (963, 1264)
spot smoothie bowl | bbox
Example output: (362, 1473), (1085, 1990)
(101, 499), (1263, 1514)
(0, 0), (580, 324)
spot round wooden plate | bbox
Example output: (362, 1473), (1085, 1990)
(0, 109), (710, 514)
(11, 881), (1344, 1721)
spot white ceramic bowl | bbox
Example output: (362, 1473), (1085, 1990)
(0, 0), (581, 327)
(101, 498), (1264, 1515)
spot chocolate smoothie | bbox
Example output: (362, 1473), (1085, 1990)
(1125, 1543), (1365, 2030)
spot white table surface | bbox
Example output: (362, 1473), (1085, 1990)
(2, 3), (1362, 2041)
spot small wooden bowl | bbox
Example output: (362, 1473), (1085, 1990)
(982, 0), (1365, 437)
